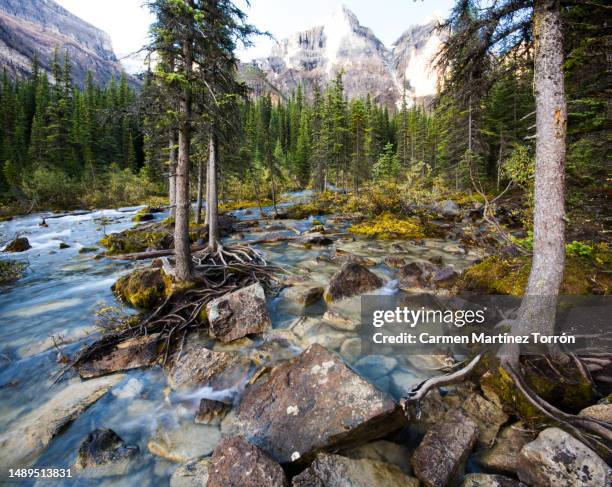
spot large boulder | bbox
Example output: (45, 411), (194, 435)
(207, 436), (288, 487)
(229, 344), (406, 465)
(477, 422), (533, 476)
(0, 375), (123, 469)
(75, 333), (160, 379)
(324, 263), (384, 302)
(438, 200), (460, 218)
(4, 237), (31, 252)
(74, 428), (138, 477)
(167, 345), (248, 391)
(112, 268), (168, 309)
(206, 283), (271, 342)
(517, 427), (609, 487)
(460, 473), (525, 487)
(292, 453), (419, 487)
(412, 409), (479, 487)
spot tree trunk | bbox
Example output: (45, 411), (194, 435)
(169, 129), (178, 216)
(173, 33), (193, 282)
(207, 129), (219, 251)
(195, 154), (204, 225)
(512, 0), (567, 357)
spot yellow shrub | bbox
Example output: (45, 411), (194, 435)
(348, 212), (425, 240)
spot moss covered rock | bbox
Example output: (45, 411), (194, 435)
(0, 260), (26, 284)
(348, 213), (425, 240)
(460, 253), (612, 295)
(112, 268), (169, 309)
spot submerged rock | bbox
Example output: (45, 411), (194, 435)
(292, 453), (419, 487)
(517, 427), (609, 487)
(112, 268), (168, 309)
(322, 310), (358, 331)
(461, 473), (525, 487)
(229, 344), (406, 465)
(148, 423), (221, 463)
(167, 345), (247, 391)
(74, 428), (138, 477)
(412, 409), (479, 487)
(170, 457), (211, 487)
(341, 440), (414, 475)
(4, 237), (31, 252)
(76, 333), (160, 379)
(301, 234), (333, 246)
(324, 263), (384, 302)
(0, 374), (123, 469)
(206, 283), (271, 342)
(207, 436), (288, 487)
(354, 355), (398, 380)
(333, 249), (377, 266)
(195, 398), (230, 425)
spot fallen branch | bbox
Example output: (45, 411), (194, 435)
(105, 235), (301, 260)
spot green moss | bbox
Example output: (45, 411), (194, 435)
(460, 253), (612, 295)
(112, 268), (169, 309)
(348, 212), (426, 240)
(219, 198), (272, 213)
(78, 247), (98, 254)
(100, 229), (169, 255)
(0, 260), (26, 284)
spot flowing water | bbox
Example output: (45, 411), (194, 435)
(0, 193), (480, 485)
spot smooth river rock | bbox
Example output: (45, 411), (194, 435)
(517, 427), (610, 487)
(460, 473), (525, 487)
(206, 282), (271, 342)
(207, 436), (288, 487)
(0, 374), (123, 469)
(147, 423), (221, 463)
(170, 458), (211, 487)
(230, 344), (406, 465)
(292, 453), (419, 487)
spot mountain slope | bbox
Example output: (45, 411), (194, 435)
(242, 6), (444, 107)
(0, 0), (130, 86)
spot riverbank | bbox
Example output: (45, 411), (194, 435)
(0, 190), (610, 485)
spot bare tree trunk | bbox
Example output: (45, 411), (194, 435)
(208, 129), (219, 251)
(169, 129), (178, 216)
(510, 0), (567, 361)
(195, 154), (204, 225)
(173, 31), (193, 282)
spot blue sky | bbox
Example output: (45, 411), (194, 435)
(55, 0), (454, 69)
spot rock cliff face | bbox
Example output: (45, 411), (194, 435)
(241, 6), (444, 107)
(0, 0), (129, 86)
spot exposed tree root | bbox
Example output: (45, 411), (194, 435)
(64, 243), (280, 380)
(401, 350), (612, 462)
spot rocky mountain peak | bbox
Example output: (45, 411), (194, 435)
(242, 8), (444, 107)
(0, 0), (135, 87)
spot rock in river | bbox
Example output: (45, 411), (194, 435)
(477, 422), (533, 476)
(412, 409), (479, 487)
(148, 422), (221, 463)
(207, 436), (288, 487)
(112, 268), (168, 309)
(283, 284), (325, 307)
(206, 282), (271, 342)
(167, 344), (248, 391)
(74, 428), (138, 477)
(0, 374), (123, 469)
(517, 427), (609, 487)
(229, 344), (406, 465)
(324, 262), (384, 302)
(292, 453), (419, 487)
(3, 236), (31, 252)
(170, 457), (211, 487)
(195, 398), (230, 425)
